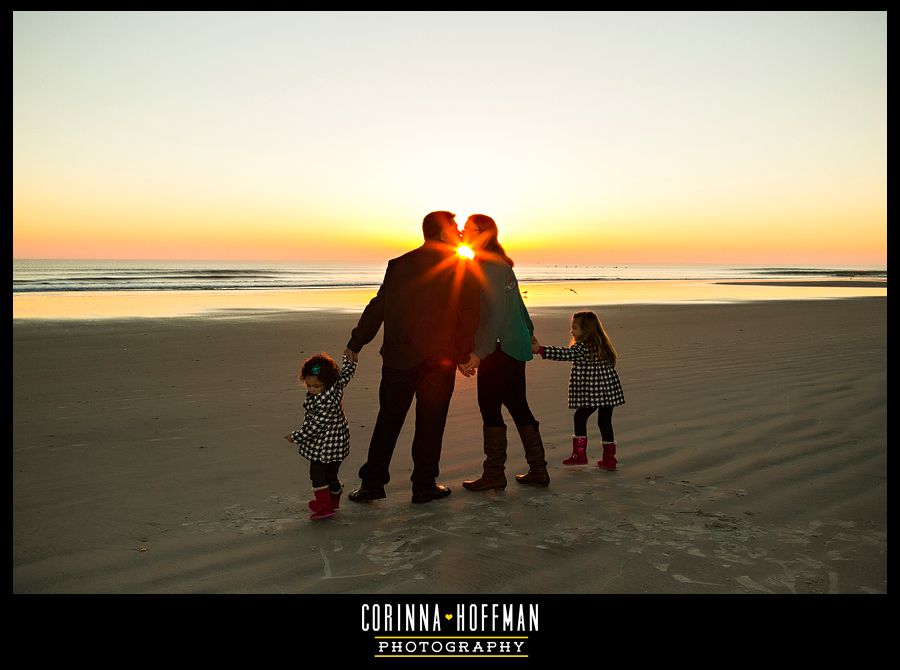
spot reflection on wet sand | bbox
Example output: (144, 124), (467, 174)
(12, 279), (887, 320)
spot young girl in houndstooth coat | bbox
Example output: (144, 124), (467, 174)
(532, 311), (625, 470)
(285, 352), (357, 519)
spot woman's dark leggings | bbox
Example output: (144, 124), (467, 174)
(574, 406), (615, 442)
(477, 345), (538, 428)
(309, 460), (342, 492)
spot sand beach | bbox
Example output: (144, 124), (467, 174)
(12, 295), (886, 594)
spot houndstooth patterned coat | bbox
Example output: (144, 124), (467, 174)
(288, 356), (357, 464)
(541, 342), (625, 409)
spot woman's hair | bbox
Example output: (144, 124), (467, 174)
(299, 353), (340, 388)
(468, 214), (514, 267)
(571, 311), (618, 366)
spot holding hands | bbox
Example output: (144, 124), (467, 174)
(458, 353), (480, 377)
(531, 335), (541, 354)
(342, 343), (483, 376)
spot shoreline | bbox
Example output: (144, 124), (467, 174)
(11, 293), (888, 324)
(11, 279), (888, 321)
(714, 280), (886, 288)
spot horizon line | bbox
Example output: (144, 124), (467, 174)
(11, 257), (888, 270)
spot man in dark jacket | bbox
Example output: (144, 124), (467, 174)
(344, 211), (480, 504)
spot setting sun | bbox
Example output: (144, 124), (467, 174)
(456, 245), (475, 260)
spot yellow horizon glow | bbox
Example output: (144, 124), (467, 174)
(12, 202), (887, 265)
(12, 159), (886, 265)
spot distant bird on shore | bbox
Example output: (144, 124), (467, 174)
(568, 288), (578, 294)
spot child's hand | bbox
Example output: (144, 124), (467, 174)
(284, 434), (294, 442)
(531, 338), (541, 353)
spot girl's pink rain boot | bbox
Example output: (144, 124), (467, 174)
(563, 436), (588, 465)
(597, 442), (618, 471)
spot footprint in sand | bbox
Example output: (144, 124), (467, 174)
(355, 526), (445, 575)
(758, 554), (831, 594)
(541, 530), (579, 548)
(522, 497), (553, 509)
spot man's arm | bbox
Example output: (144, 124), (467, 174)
(346, 262), (390, 357)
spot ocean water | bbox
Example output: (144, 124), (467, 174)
(11, 259), (887, 319)
(11, 259), (887, 293)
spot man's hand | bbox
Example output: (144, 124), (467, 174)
(531, 336), (541, 354)
(458, 352), (480, 377)
(343, 348), (359, 363)
(458, 362), (476, 377)
(284, 434), (294, 442)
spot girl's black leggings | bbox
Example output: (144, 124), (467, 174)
(574, 406), (615, 442)
(309, 460), (342, 492)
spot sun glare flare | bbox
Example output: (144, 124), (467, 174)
(456, 244), (475, 260)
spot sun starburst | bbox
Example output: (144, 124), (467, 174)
(456, 244), (475, 260)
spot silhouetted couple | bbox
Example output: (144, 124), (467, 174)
(344, 211), (548, 505)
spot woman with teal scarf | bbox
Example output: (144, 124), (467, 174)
(460, 214), (549, 491)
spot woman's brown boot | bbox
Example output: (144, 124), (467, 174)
(514, 422), (550, 486)
(463, 425), (508, 491)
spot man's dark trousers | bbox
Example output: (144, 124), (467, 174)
(358, 357), (456, 492)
